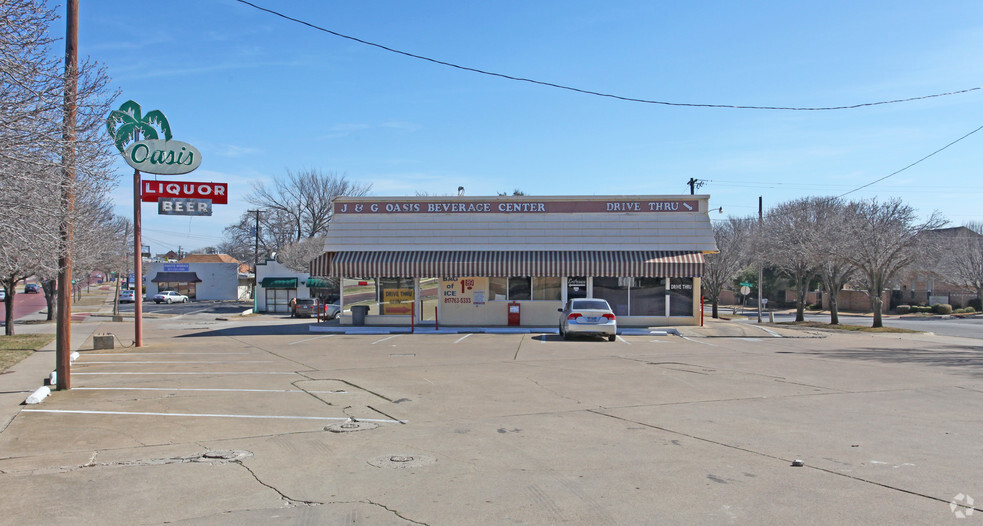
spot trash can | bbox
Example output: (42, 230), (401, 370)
(351, 305), (369, 326)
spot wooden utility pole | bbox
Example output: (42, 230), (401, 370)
(56, 0), (78, 390)
(757, 196), (763, 323)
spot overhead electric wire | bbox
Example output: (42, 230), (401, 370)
(234, 0), (980, 111)
(836, 122), (983, 197)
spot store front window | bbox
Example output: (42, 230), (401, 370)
(378, 277), (415, 315)
(630, 277), (666, 316)
(343, 278), (379, 314)
(155, 281), (196, 299)
(593, 277), (630, 316)
(668, 278), (695, 316)
(532, 277), (562, 301)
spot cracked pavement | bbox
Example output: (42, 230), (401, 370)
(1, 304), (983, 524)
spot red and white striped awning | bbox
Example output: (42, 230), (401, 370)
(310, 251), (703, 278)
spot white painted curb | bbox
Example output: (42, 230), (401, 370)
(25, 386), (50, 405)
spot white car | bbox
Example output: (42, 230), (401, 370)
(558, 298), (618, 341)
(153, 290), (189, 304)
(119, 289), (135, 303)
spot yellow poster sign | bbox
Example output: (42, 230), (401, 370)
(382, 288), (414, 303)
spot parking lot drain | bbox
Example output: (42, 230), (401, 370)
(325, 417), (379, 433)
(368, 454), (436, 469)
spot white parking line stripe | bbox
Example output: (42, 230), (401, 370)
(454, 334), (472, 344)
(371, 335), (398, 345)
(73, 387), (347, 394)
(289, 334), (336, 345)
(83, 353), (252, 356)
(649, 339), (669, 343)
(682, 336), (718, 347)
(73, 372), (299, 375)
(75, 361), (274, 364)
(616, 335), (631, 344)
(22, 409), (403, 424)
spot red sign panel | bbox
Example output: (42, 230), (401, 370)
(141, 180), (228, 204)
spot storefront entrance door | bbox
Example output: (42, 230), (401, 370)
(418, 277), (439, 322)
(566, 277), (587, 301)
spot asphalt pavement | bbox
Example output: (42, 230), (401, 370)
(1, 288), (981, 524)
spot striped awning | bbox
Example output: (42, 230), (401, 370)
(310, 251), (703, 278)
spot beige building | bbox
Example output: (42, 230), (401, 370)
(310, 195), (717, 327)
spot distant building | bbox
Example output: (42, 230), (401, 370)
(145, 254), (250, 301)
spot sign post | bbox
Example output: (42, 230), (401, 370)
(107, 100), (204, 347)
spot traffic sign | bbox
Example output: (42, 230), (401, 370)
(740, 286), (750, 295)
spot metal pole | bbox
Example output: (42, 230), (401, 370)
(757, 196), (763, 323)
(56, 0), (78, 390)
(133, 167), (143, 346)
(249, 209), (261, 312)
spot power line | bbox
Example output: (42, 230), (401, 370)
(836, 122), (983, 198)
(234, 0), (981, 111)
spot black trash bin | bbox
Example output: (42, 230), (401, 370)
(351, 305), (369, 326)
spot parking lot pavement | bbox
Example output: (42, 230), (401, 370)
(1, 312), (982, 524)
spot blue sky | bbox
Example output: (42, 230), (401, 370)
(64, 1), (983, 254)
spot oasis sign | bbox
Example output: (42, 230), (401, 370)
(124, 139), (201, 175)
(106, 100), (203, 176)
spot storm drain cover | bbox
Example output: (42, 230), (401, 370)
(368, 454), (436, 469)
(325, 418), (380, 433)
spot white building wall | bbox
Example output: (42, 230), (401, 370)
(255, 258), (311, 312)
(146, 262), (240, 301)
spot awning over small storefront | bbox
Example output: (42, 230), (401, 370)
(304, 277), (335, 289)
(260, 277), (298, 289)
(151, 272), (202, 283)
(310, 251), (703, 279)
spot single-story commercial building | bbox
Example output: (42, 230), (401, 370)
(309, 195), (717, 327)
(146, 254), (249, 301)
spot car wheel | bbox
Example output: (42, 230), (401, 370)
(608, 335), (616, 342)
(166, 298), (172, 304)
(154, 300), (160, 304)
(184, 297), (189, 303)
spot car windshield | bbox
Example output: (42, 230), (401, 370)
(571, 299), (610, 311)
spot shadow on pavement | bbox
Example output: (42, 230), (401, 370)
(780, 343), (983, 375)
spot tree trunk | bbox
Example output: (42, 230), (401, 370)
(3, 293), (13, 336)
(712, 299), (719, 319)
(795, 276), (807, 322)
(829, 292), (840, 325)
(871, 294), (883, 328)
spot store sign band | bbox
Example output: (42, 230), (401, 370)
(336, 200), (700, 214)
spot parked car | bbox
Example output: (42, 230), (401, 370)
(119, 289), (135, 303)
(24, 283), (41, 294)
(153, 290), (189, 304)
(322, 303), (341, 320)
(291, 298), (319, 318)
(558, 298), (618, 341)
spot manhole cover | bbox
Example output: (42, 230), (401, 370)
(368, 454), (436, 469)
(325, 418), (380, 433)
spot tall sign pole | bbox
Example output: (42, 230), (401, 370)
(107, 100), (205, 348)
(133, 160), (143, 346)
(56, 0), (78, 390)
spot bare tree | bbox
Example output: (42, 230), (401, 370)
(802, 197), (856, 325)
(933, 223), (983, 306)
(245, 169), (371, 241)
(0, 0), (118, 333)
(843, 198), (945, 328)
(276, 236), (327, 272)
(759, 198), (825, 322)
(702, 217), (753, 318)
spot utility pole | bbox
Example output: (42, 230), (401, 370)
(56, 0), (78, 390)
(757, 196), (763, 323)
(248, 209), (262, 311)
(687, 178), (704, 195)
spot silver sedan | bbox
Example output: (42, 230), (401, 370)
(558, 298), (617, 341)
